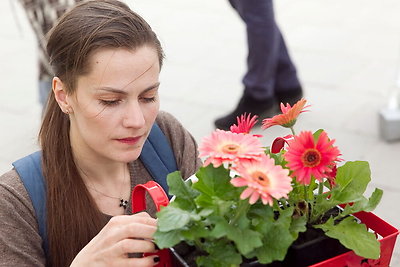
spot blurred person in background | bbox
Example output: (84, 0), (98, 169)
(215, 0), (303, 130)
(18, 0), (84, 112)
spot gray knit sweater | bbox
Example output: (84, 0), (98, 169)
(0, 111), (201, 266)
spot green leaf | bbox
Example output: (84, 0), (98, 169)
(287, 182), (307, 205)
(198, 208), (214, 217)
(167, 171), (188, 197)
(363, 188), (383, 212)
(248, 207), (275, 238)
(181, 223), (211, 241)
(255, 226), (295, 263)
(248, 203), (275, 227)
(335, 161), (371, 199)
(193, 165), (234, 201)
(311, 191), (341, 222)
(153, 230), (182, 248)
(315, 216), (380, 259)
(156, 205), (196, 231)
(197, 239), (242, 267)
(167, 171), (198, 210)
(195, 196), (236, 218)
(341, 197), (367, 216)
(313, 129), (324, 141)
(333, 189), (364, 204)
(307, 178), (318, 199)
(209, 216), (230, 239)
(209, 209), (262, 255)
(268, 149), (287, 166)
(253, 208), (295, 264)
(289, 215), (307, 239)
(226, 225), (263, 255)
(341, 188), (383, 216)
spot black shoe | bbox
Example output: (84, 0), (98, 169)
(214, 95), (277, 130)
(275, 86), (303, 106)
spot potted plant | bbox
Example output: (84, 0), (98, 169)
(154, 99), (399, 266)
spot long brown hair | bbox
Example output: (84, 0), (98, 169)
(39, 1), (164, 266)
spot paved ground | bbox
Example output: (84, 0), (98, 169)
(1, 0), (399, 265)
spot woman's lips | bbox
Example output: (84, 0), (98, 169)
(116, 136), (141, 145)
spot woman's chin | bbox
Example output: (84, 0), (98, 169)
(118, 151), (142, 163)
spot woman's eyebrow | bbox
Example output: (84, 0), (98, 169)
(95, 82), (160, 94)
(141, 82), (160, 93)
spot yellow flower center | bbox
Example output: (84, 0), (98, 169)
(221, 143), (240, 154)
(251, 171), (270, 187)
(302, 149), (321, 167)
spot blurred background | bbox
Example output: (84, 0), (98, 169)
(0, 0), (399, 264)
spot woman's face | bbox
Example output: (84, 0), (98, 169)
(67, 46), (160, 164)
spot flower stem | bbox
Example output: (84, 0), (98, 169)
(303, 185), (308, 202)
(302, 185), (310, 221)
(290, 126), (296, 136)
(318, 181), (324, 195)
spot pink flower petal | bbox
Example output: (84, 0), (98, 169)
(231, 178), (249, 187)
(240, 187), (254, 199)
(249, 191), (260, 204)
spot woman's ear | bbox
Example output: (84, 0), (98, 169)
(53, 77), (73, 114)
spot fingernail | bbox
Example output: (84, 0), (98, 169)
(153, 256), (160, 263)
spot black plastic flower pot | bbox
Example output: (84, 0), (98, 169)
(242, 227), (350, 267)
(170, 226), (350, 267)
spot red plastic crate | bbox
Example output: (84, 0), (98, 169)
(310, 211), (399, 267)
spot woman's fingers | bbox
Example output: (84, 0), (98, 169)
(107, 213), (157, 228)
(133, 211), (157, 220)
(118, 255), (160, 267)
(71, 213), (161, 266)
(110, 221), (157, 241)
(97, 213), (157, 243)
(114, 238), (157, 255)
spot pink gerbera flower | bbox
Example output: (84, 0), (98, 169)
(284, 131), (341, 185)
(231, 155), (292, 206)
(230, 113), (258, 134)
(198, 130), (264, 167)
(262, 98), (309, 129)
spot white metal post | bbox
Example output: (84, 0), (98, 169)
(379, 65), (400, 142)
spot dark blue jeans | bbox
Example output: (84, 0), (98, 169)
(228, 0), (301, 100)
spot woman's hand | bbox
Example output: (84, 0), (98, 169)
(70, 212), (159, 267)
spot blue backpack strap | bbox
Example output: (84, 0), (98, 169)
(140, 122), (178, 198)
(12, 151), (49, 256)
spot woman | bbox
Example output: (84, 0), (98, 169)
(0, 1), (201, 266)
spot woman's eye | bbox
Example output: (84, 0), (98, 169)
(141, 97), (156, 103)
(99, 99), (121, 106)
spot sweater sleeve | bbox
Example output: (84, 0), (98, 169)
(0, 169), (46, 267)
(155, 111), (202, 179)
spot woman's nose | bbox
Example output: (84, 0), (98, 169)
(122, 101), (145, 128)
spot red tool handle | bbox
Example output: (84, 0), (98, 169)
(132, 181), (169, 213)
(131, 181), (172, 267)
